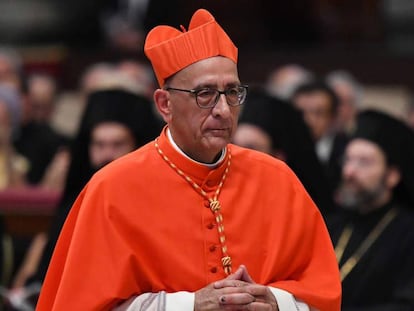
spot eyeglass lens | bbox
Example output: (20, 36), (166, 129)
(196, 87), (246, 108)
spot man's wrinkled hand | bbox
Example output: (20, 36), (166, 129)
(194, 265), (279, 311)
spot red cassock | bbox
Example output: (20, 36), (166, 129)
(37, 127), (341, 310)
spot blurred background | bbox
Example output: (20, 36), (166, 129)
(0, 0), (414, 83)
(0, 0), (413, 114)
(0, 1), (413, 309)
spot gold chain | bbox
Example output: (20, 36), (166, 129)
(335, 207), (398, 281)
(335, 226), (352, 264)
(154, 139), (232, 275)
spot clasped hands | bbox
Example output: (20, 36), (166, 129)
(194, 265), (279, 311)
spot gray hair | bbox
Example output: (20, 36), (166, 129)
(325, 70), (364, 108)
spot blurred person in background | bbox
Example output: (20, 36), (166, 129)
(0, 47), (70, 192)
(51, 59), (158, 141)
(326, 109), (414, 310)
(51, 62), (119, 140)
(5, 88), (162, 309)
(0, 84), (28, 190)
(291, 80), (349, 195)
(79, 62), (119, 96)
(26, 73), (57, 124)
(326, 70), (364, 135)
(0, 48), (22, 91)
(101, 0), (151, 53)
(266, 64), (314, 100)
(14, 73), (70, 192)
(77, 59), (156, 100)
(233, 87), (335, 216)
(0, 47), (67, 309)
(0, 84), (29, 308)
(116, 59), (156, 99)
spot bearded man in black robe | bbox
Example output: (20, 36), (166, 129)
(327, 109), (414, 310)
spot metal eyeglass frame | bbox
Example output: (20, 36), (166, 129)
(165, 85), (248, 108)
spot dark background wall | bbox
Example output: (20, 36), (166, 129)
(1, 0), (413, 91)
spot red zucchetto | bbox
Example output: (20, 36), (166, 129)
(144, 9), (238, 87)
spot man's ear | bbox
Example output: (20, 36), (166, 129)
(154, 89), (171, 123)
(386, 165), (401, 189)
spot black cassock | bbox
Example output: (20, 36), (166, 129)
(326, 201), (414, 311)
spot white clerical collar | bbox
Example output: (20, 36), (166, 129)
(316, 132), (335, 164)
(166, 128), (226, 168)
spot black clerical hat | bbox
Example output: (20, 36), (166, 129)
(83, 89), (162, 147)
(239, 88), (313, 152)
(238, 87), (334, 214)
(63, 88), (162, 201)
(353, 109), (414, 206)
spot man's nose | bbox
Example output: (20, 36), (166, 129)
(212, 93), (231, 116)
(342, 160), (357, 179)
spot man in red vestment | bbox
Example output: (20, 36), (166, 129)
(36, 8), (341, 311)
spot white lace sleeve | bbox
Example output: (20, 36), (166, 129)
(269, 287), (317, 311)
(112, 291), (166, 311)
(114, 287), (313, 311)
(112, 291), (195, 311)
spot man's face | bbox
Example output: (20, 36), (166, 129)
(233, 124), (272, 154)
(28, 75), (56, 123)
(336, 139), (390, 211)
(162, 56), (242, 163)
(331, 82), (356, 130)
(89, 122), (136, 169)
(0, 101), (11, 144)
(0, 56), (19, 89)
(293, 91), (334, 141)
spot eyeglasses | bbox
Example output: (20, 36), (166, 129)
(165, 85), (248, 109)
(341, 156), (379, 169)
